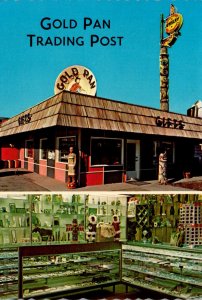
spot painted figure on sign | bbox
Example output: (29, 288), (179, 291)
(158, 149), (167, 184)
(67, 146), (77, 189)
(70, 77), (86, 94)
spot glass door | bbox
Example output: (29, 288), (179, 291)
(126, 140), (140, 180)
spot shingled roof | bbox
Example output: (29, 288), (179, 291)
(0, 91), (202, 139)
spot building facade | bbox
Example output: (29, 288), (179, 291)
(0, 91), (202, 187)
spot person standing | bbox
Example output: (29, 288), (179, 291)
(67, 146), (77, 189)
(158, 149), (167, 184)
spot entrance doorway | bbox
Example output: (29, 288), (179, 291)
(126, 140), (140, 180)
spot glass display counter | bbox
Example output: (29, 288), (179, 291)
(0, 242), (202, 299)
(122, 243), (202, 299)
(0, 247), (18, 299)
(18, 242), (121, 299)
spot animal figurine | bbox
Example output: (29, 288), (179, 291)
(32, 226), (53, 241)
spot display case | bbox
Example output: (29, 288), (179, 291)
(0, 195), (30, 245)
(86, 195), (127, 242)
(0, 194), (127, 247)
(31, 194), (86, 243)
(122, 244), (202, 299)
(127, 194), (182, 244)
(0, 247), (18, 299)
(18, 242), (121, 299)
(0, 194), (86, 247)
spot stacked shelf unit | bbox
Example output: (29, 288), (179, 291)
(0, 195), (30, 245)
(87, 195), (127, 242)
(0, 194), (127, 247)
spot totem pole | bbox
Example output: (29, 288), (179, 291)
(160, 37), (169, 112)
(160, 4), (183, 112)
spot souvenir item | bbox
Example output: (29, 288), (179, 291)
(86, 215), (97, 242)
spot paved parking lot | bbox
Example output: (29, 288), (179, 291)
(0, 169), (198, 192)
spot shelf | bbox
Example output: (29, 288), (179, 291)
(18, 242), (122, 299)
(123, 252), (202, 272)
(122, 264), (202, 287)
(122, 243), (202, 299)
(122, 277), (194, 300)
(24, 280), (120, 299)
(123, 244), (202, 261)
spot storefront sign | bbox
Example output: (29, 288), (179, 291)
(165, 13), (183, 35)
(18, 113), (32, 126)
(54, 65), (97, 96)
(161, 4), (183, 48)
(156, 116), (185, 129)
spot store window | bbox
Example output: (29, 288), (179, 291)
(40, 138), (48, 160)
(154, 141), (175, 164)
(91, 138), (123, 166)
(194, 144), (202, 161)
(57, 136), (76, 163)
(25, 140), (34, 158)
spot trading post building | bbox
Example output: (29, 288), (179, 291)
(0, 90), (202, 187)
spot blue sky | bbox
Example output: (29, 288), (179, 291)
(0, 0), (202, 117)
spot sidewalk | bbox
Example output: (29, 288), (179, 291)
(76, 179), (193, 192)
(0, 169), (67, 192)
(0, 169), (200, 192)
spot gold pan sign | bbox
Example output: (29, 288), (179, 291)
(54, 65), (97, 96)
(165, 13), (183, 35)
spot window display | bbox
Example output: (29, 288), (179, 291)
(39, 138), (48, 160)
(91, 137), (123, 166)
(57, 136), (76, 162)
(25, 139), (34, 158)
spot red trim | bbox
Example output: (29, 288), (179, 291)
(80, 166), (104, 186)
